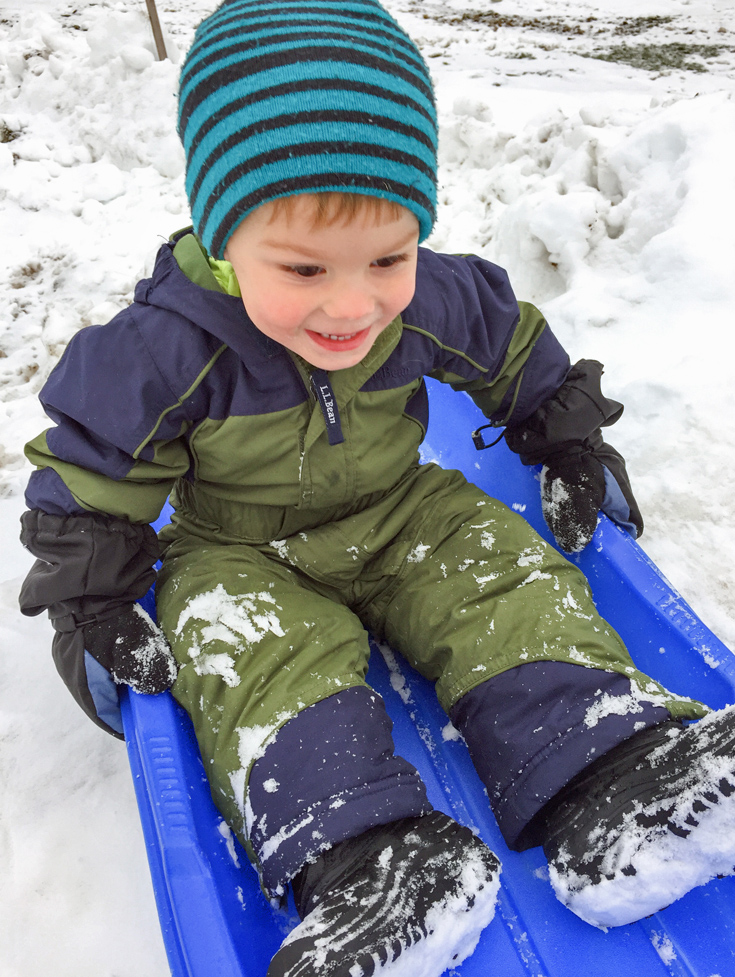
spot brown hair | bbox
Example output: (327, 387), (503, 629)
(265, 192), (410, 228)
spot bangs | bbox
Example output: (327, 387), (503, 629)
(266, 192), (409, 228)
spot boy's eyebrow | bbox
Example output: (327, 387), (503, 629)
(260, 230), (419, 260)
(260, 241), (329, 259)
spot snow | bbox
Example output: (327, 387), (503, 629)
(583, 686), (673, 727)
(218, 820), (242, 868)
(169, 585), (286, 688)
(118, 602), (177, 690)
(407, 542), (432, 563)
(650, 929), (677, 965)
(2, 0), (735, 973)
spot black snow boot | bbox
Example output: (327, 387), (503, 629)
(266, 811), (500, 977)
(527, 706), (735, 927)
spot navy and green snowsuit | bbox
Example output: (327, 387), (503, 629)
(19, 229), (705, 900)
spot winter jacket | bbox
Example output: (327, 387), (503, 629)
(21, 228), (571, 530)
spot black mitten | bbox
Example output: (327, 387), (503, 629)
(538, 445), (606, 554)
(505, 360), (643, 553)
(19, 509), (172, 737)
(83, 605), (177, 695)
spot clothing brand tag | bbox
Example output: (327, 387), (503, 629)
(311, 369), (345, 446)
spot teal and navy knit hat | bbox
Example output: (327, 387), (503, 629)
(178, 0), (438, 259)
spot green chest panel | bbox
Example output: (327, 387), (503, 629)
(186, 380), (426, 510)
(188, 405), (309, 505)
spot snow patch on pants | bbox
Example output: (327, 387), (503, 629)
(174, 584), (286, 686)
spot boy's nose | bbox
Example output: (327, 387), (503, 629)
(322, 281), (376, 321)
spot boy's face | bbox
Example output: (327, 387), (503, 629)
(224, 197), (420, 370)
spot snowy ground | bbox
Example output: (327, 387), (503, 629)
(2, 0), (735, 974)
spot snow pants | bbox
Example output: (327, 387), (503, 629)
(155, 463), (707, 900)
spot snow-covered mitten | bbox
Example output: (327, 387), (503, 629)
(83, 604), (177, 694)
(529, 706), (735, 927)
(267, 811), (501, 977)
(19, 508), (169, 737)
(77, 605), (177, 736)
(504, 360), (643, 553)
(537, 445), (606, 554)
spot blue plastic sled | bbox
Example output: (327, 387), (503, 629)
(121, 379), (735, 977)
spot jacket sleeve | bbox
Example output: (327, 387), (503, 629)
(403, 250), (571, 427)
(18, 301), (198, 734)
(402, 252), (641, 544)
(23, 304), (200, 522)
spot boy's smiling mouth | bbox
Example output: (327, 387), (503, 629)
(306, 327), (372, 351)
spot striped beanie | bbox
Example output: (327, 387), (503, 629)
(178, 0), (438, 259)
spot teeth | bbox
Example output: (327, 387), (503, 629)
(322, 332), (358, 341)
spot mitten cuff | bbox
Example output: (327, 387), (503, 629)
(505, 360), (623, 465)
(19, 509), (161, 619)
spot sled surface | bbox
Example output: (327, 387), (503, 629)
(122, 379), (735, 977)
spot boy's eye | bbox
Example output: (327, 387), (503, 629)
(372, 254), (408, 269)
(288, 265), (323, 278)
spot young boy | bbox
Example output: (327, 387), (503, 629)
(18, 1), (735, 974)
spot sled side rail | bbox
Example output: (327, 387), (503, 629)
(122, 685), (292, 976)
(122, 689), (247, 977)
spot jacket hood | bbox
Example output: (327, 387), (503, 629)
(133, 231), (284, 363)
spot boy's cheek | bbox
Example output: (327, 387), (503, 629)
(392, 268), (418, 314)
(244, 296), (306, 338)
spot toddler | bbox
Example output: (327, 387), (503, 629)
(19, 2), (735, 974)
